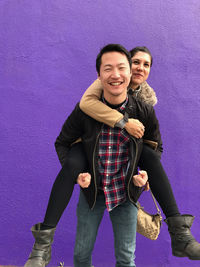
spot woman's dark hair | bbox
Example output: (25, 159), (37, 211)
(129, 46), (153, 67)
(96, 44), (132, 75)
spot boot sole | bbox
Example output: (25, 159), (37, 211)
(173, 252), (186, 258)
(173, 252), (200, 260)
(188, 256), (200, 260)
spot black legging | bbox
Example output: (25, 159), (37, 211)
(42, 142), (179, 229)
(42, 142), (88, 228)
(138, 144), (180, 217)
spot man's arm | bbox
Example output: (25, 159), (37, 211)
(77, 173), (91, 188)
(133, 170), (149, 189)
(55, 103), (84, 166)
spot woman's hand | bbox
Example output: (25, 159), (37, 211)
(125, 118), (145, 138)
(77, 173), (91, 188)
(133, 170), (149, 191)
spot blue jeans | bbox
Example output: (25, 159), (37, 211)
(74, 191), (138, 267)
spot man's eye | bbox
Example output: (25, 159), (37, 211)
(104, 69), (111, 72)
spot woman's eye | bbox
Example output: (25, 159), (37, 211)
(132, 60), (139, 65)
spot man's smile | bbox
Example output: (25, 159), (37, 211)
(108, 81), (123, 86)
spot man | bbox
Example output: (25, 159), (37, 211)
(55, 44), (162, 267)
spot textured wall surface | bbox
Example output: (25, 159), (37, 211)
(1, 0), (200, 266)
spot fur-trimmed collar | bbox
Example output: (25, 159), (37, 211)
(130, 81), (157, 106)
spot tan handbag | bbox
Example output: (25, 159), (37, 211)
(137, 189), (162, 240)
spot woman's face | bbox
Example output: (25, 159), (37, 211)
(131, 51), (151, 89)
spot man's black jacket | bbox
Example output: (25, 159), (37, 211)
(55, 94), (163, 209)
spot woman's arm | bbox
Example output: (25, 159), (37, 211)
(80, 79), (123, 127)
(80, 79), (145, 138)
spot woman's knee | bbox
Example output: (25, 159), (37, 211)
(141, 144), (160, 162)
(63, 142), (88, 172)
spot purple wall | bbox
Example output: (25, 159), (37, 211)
(1, 0), (200, 266)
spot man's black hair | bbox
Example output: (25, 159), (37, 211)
(96, 44), (132, 75)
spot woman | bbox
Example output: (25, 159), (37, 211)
(24, 47), (200, 267)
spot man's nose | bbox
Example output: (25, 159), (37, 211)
(111, 69), (120, 78)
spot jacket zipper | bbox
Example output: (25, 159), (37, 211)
(91, 127), (139, 209)
(127, 137), (139, 205)
(91, 124), (104, 210)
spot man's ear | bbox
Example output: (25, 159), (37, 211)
(97, 74), (101, 80)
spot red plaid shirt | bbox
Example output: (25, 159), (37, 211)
(98, 98), (130, 211)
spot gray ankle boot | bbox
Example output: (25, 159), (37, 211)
(165, 214), (200, 260)
(24, 223), (56, 267)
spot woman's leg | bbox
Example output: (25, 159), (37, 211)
(24, 142), (88, 267)
(42, 142), (88, 228)
(139, 144), (200, 260)
(138, 144), (180, 218)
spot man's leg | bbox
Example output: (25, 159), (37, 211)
(74, 191), (105, 267)
(110, 200), (138, 267)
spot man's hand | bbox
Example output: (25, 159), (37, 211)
(77, 172), (91, 188)
(124, 118), (145, 138)
(132, 170), (149, 191)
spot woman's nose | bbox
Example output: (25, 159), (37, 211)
(137, 64), (143, 71)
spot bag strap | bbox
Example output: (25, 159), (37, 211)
(149, 188), (161, 215)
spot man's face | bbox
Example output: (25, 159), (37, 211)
(98, 52), (131, 102)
